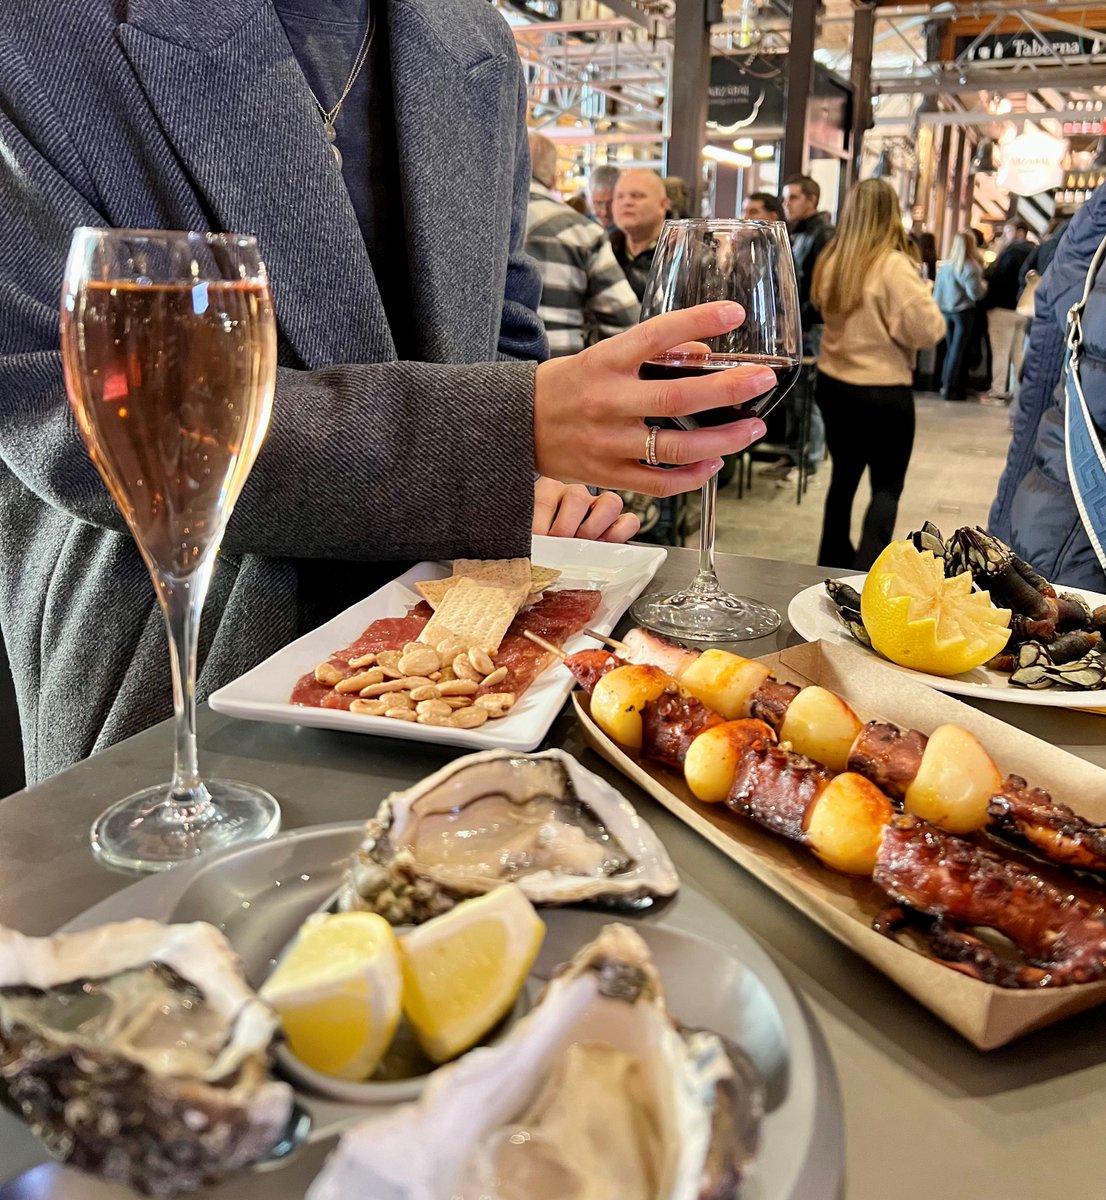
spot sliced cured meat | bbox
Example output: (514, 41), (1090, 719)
(476, 590), (604, 699)
(291, 589), (603, 711)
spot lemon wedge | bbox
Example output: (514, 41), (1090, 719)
(861, 541), (1012, 677)
(400, 885), (545, 1064)
(260, 911), (402, 1080)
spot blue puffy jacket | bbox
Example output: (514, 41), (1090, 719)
(988, 186), (1106, 591)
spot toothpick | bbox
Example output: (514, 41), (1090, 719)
(522, 629), (566, 659)
(582, 627), (629, 652)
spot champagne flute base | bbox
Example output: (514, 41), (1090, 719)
(629, 587), (781, 643)
(90, 780), (281, 873)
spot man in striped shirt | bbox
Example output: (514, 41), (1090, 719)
(525, 133), (639, 357)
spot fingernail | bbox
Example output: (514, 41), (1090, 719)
(748, 420), (767, 440)
(717, 302), (742, 325)
(709, 458), (725, 474)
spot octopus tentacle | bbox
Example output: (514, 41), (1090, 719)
(874, 815), (1106, 987)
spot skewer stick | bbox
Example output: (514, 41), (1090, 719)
(582, 628), (630, 652)
(521, 629), (567, 660)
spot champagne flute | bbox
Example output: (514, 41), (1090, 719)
(629, 219), (802, 641)
(61, 228), (280, 872)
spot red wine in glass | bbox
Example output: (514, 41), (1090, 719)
(639, 351), (801, 426)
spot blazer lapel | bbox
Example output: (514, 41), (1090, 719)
(389, 0), (507, 362)
(118, 0), (395, 368)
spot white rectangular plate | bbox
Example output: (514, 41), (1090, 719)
(208, 535), (667, 751)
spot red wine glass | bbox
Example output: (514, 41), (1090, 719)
(630, 219), (801, 641)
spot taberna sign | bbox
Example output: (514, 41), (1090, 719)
(996, 127), (1066, 197)
(954, 30), (1105, 61)
(707, 55), (785, 134)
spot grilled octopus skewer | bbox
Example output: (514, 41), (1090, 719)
(849, 721), (1106, 874)
(874, 815), (1106, 987)
(566, 634), (1106, 880)
(567, 639), (1106, 985)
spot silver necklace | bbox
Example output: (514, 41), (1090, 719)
(306, 7), (375, 169)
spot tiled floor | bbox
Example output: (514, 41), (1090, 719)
(710, 392), (1012, 566)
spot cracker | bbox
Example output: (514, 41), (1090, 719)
(529, 564), (561, 591)
(414, 577), (455, 611)
(417, 577), (520, 653)
(452, 557), (533, 593)
(417, 561), (560, 611)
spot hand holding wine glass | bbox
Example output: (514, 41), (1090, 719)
(628, 219), (802, 641)
(532, 300), (773, 496)
(60, 228), (280, 871)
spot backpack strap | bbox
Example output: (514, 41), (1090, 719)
(1064, 232), (1106, 573)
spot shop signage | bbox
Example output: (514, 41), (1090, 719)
(707, 55), (785, 133)
(954, 30), (1106, 62)
(996, 127), (1067, 196)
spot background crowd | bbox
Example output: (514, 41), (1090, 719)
(524, 146), (1095, 587)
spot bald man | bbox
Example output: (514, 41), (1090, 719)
(610, 168), (671, 301)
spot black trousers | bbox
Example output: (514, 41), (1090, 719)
(815, 372), (915, 570)
(940, 308), (974, 400)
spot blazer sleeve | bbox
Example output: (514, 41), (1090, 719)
(0, 100), (537, 565)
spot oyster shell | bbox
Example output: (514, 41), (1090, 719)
(338, 749), (679, 923)
(307, 923), (761, 1200)
(0, 919), (294, 1196)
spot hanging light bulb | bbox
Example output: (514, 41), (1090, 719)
(872, 145), (895, 178)
(970, 138), (998, 174)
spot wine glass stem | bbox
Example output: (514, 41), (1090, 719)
(159, 565), (215, 821)
(689, 473), (723, 596)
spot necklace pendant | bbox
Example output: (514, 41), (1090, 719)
(322, 119), (337, 144)
(330, 142), (343, 169)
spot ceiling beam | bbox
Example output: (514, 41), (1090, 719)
(596, 0), (655, 30)
(875, 107), (1104, 125)
(875, 63), (1106, 93)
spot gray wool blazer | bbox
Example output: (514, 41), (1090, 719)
(0, 0), (548, 782)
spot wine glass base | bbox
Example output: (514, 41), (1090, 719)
(90, 779), (281, 873)
(630, 587), (781, 643)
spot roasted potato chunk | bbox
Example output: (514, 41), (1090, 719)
(679, 650), (771, 721)
(590, 664), (673, 750)
(778, 685), (864, 774)
(904, 723), (1001, 834)
(805, 772), (893, 875)
(684, 719), (777, 803)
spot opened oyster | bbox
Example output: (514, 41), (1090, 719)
(338, 749), (679, 923)
(307, 923), (761, 1200)
(0, 919), (294, 1196)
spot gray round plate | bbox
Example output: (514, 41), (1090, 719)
(0, 823), (843, 1200)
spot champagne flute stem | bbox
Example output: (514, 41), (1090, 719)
(159, 566), (214, 821)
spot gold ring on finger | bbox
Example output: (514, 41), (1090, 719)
(645, 425), (660, 467)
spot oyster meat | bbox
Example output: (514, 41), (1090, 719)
(307, 923), (762, 1200)
(0, 919), (294, 1196)
(339, 749), (679, 923)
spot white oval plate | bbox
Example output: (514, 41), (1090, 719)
(788, 574), (1106, 711)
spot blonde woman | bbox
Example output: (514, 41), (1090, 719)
(933, 230), (988, 401)
(811, 179), (945, 569)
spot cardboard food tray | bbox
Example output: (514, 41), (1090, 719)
(573, 638), (1106, 1051)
